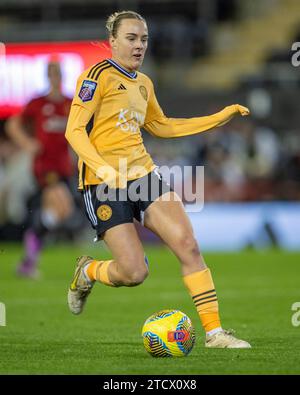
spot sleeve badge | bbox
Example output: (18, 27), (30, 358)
(78, 80), (97, 102)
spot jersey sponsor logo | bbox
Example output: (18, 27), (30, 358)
(139, 85), (148, 101)
(116, 108), (145, 133)
(42, 115), (68, 132)
(78, 80), (97, 102)
(118, 83), (126, 90)
(97, 204), (112, 221)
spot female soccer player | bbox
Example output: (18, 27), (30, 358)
(65, 11), (251, 348)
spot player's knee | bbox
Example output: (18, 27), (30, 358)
(123, 266), (149, 287)
(177, 234), (200, 257)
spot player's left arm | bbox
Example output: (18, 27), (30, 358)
(143, 81), (250, 138)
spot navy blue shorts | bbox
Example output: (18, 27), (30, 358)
(81, 170), (172, 239)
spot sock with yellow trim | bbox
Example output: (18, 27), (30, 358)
(183, 268), (222, 334)
(85, 260), (116, 287)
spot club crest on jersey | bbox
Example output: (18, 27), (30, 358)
(97, 205), (112, 221)
(79, 80), (97, 102)
(139, 85), (148, 101)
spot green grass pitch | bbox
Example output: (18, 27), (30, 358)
(0, 243), (299, 375)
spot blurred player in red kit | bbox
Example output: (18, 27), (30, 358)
(6, 60), (75, 277)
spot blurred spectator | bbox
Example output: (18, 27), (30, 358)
(4, 60), (82, 277)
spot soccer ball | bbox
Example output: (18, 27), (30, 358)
(142, 309), (196, 357)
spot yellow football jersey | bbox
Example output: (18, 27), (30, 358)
(65, 58), (242, 189)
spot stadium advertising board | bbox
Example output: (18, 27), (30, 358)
(0, 40), (111, 118)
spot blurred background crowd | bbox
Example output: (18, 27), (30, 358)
(0, 0), (300, 241)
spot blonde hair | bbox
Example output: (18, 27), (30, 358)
(106, 10), (146, 38)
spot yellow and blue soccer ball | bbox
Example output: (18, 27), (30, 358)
(142, 309), (196, 357)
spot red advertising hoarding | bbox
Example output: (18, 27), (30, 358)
(0, 40), (111, 118)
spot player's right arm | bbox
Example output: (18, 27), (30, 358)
(65, 73), (120, 187)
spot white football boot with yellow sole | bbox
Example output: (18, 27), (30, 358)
(68, 256), (95, 315)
